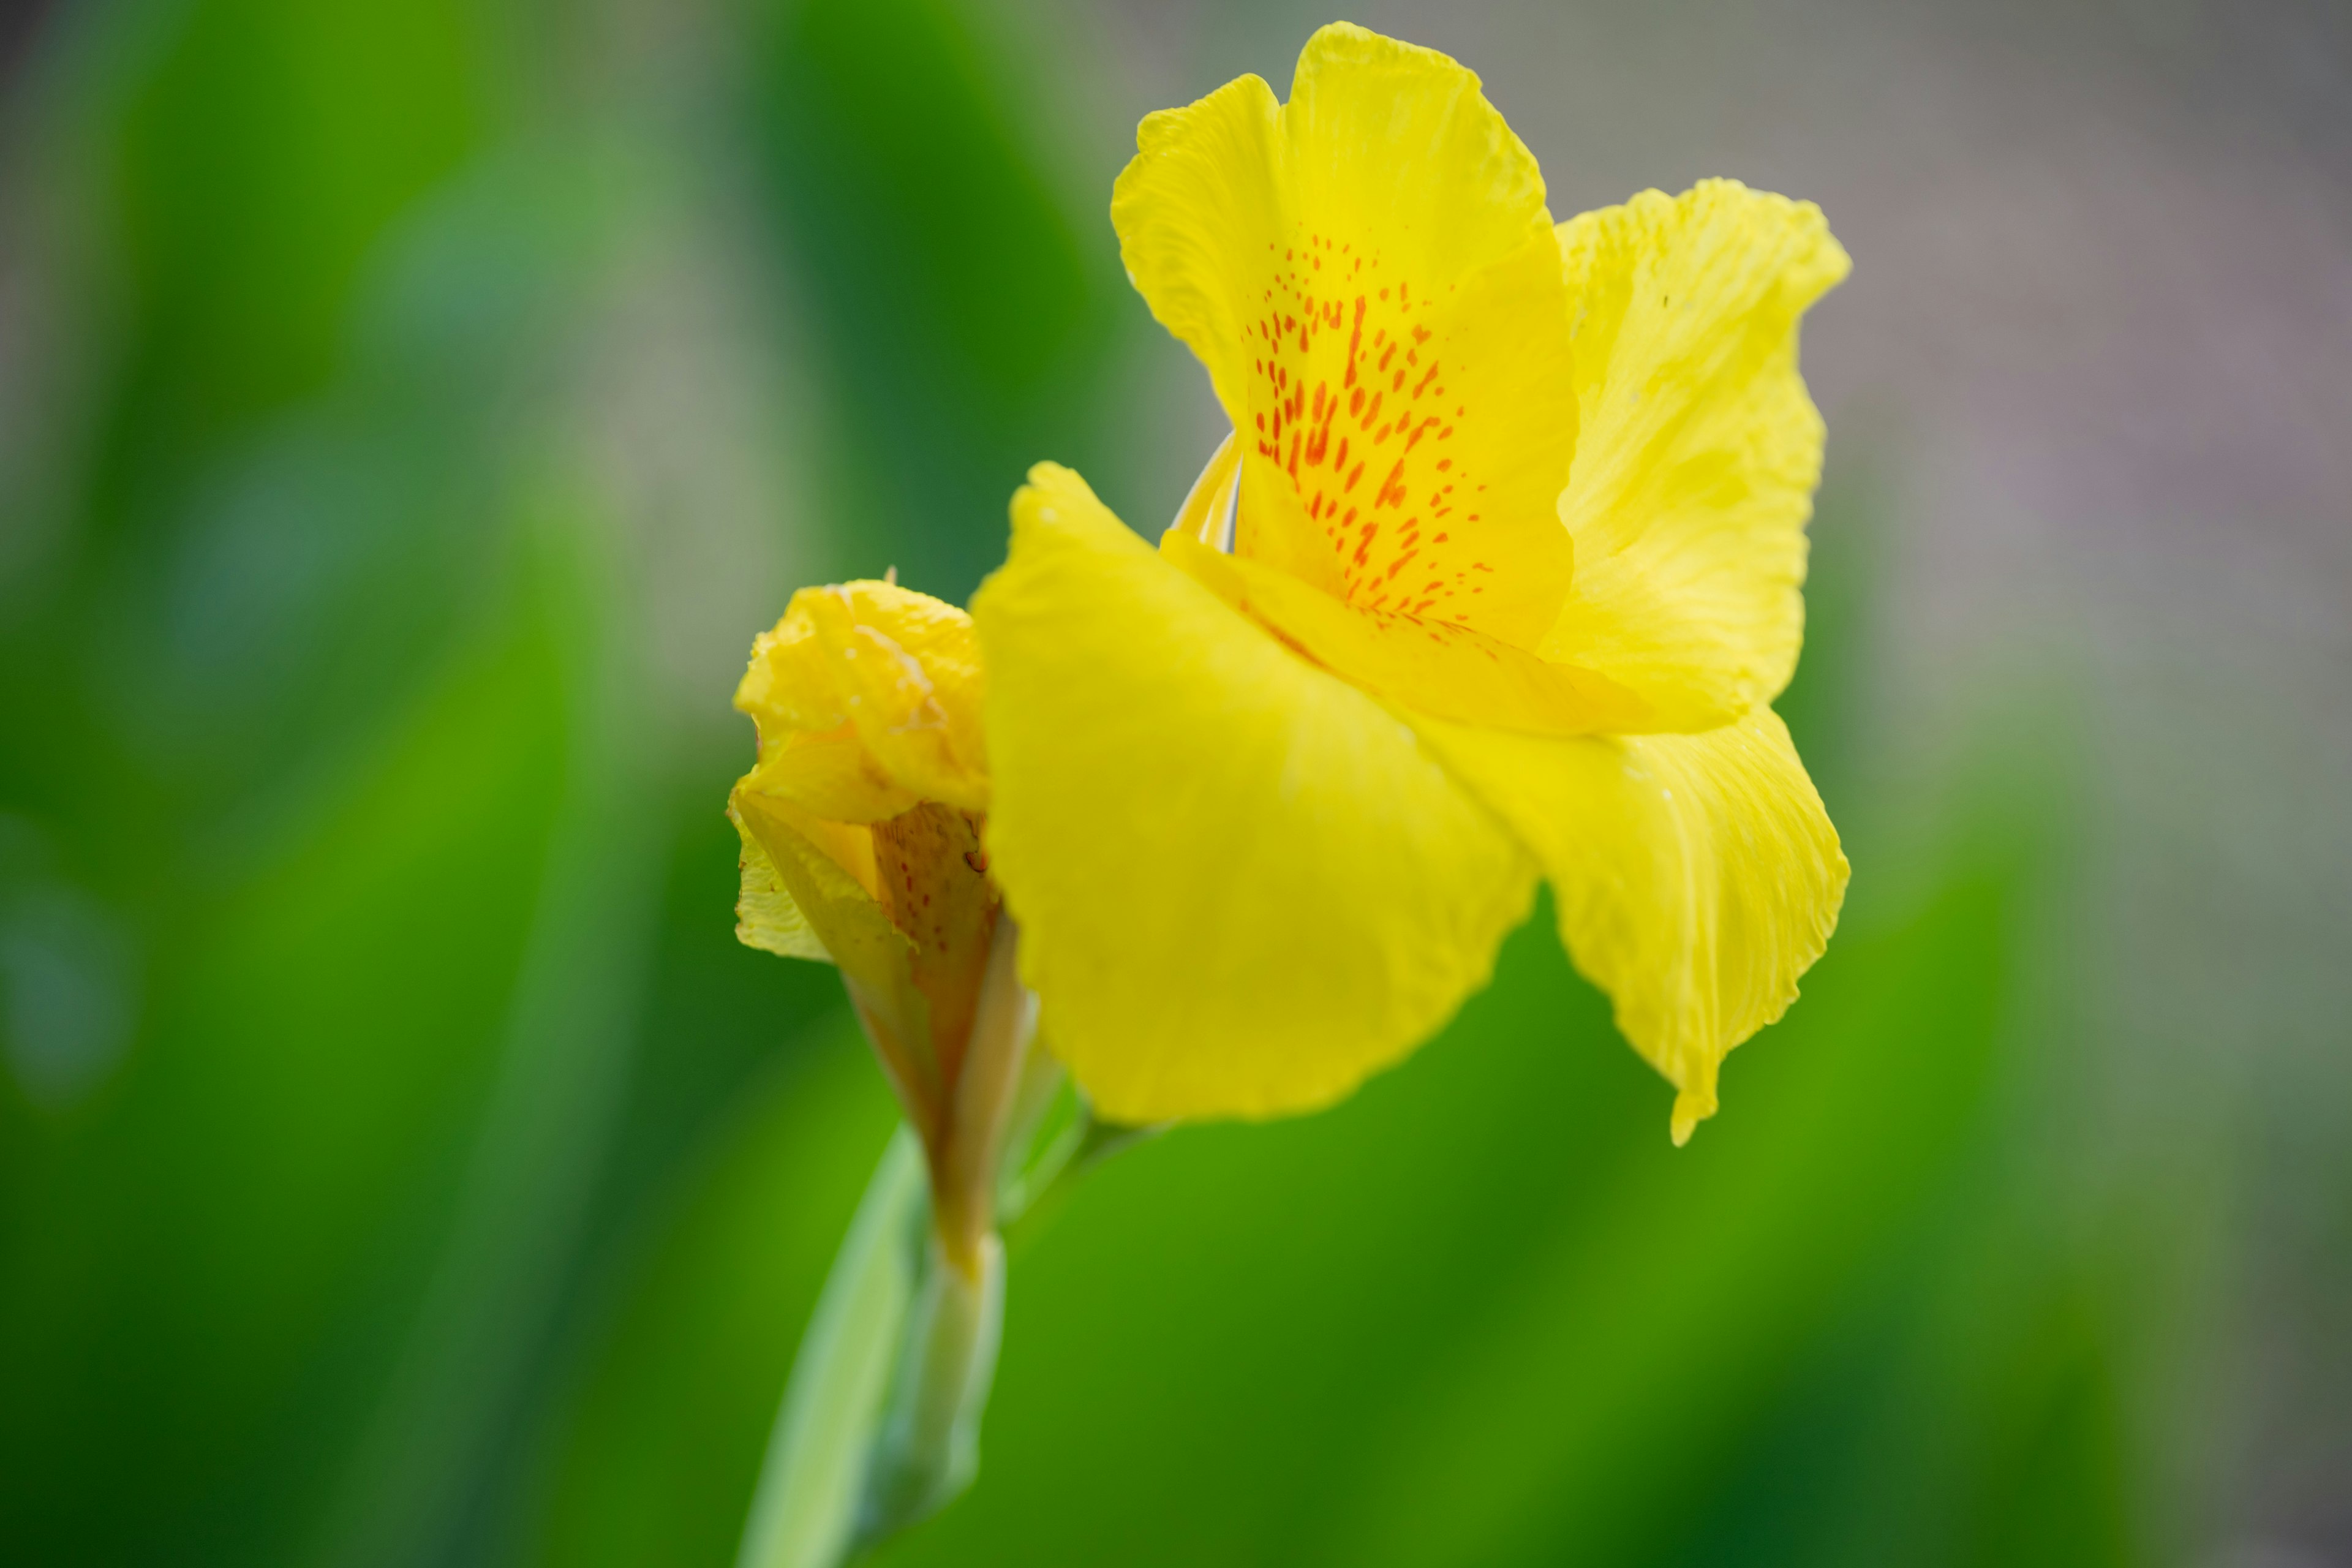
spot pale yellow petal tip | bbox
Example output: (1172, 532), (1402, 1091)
(1297, 18), (1466, 78)
(1016, 460), (1089, 507)
(1669, 1085), (1719, 1147)
(727, 797), (831, 963)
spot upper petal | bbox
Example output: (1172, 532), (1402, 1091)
(1539, 181), (1850, 728)
(974, 462), (1539, 1123)
(1411, 706), (1848, 1143)
(1113, 23), (1578, 646)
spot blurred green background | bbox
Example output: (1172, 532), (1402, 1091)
(3, 0), (2346, 1564)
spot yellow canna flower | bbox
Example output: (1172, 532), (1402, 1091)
(729, 580), (1027, 1269)
(971, 22), (1851, 1144)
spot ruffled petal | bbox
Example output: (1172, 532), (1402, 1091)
(1539, 180), (1850, 728)
(974, 463), (1538, 1122)
(734, 581), (988, 817)
(1411, 706), (1848, 1142)
(741, 723), (920, 824)
(1113, 22), (1578, 646)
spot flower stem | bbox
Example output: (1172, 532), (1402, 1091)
(859, 1230), (1005, 1533)
(734, 1128), (925, 1568)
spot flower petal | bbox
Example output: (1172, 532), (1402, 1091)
(1167, 431), (1240, 549)
(730, 802), (830, 962)
(1411, 706), (1848, 1142)
(732, 788), (942, 1118)
(974, 463), (1538, 1122)
(731, 791), (900, 1001)
(1112, 22), (1578, 646)
(735, 581), (989, 816)
(1162, 530), (1646, 737)
(742, 723), (921, 824)
(1539, 181), (1850, 728)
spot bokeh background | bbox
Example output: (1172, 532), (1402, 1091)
(3, 0), (2347, 1563)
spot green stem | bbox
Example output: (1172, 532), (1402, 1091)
(734, 1128), (925, 1568)
(859, 1231), (1005, 1536)
(735, 921), (1044, 1565)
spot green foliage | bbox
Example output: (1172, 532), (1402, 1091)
(756, 0), (1124, 600)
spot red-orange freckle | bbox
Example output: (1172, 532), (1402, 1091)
(1414, 366), (1440, 398)
(1412, 325), (1432, 344)
(1436, 458), (1452, 471)
(1346, 463), (1364, 492)
(1374, 421), (1392, 444)
(1433, 532), (1449, 543)
(1392, 369), (1406, 393)
(1379, 287), (1390, 300)
(1334, 436), (1350, 473)
(1379, 344), (1396, 372)
(1439, 426), (1455, 440)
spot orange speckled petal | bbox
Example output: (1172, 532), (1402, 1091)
(1115, 23), (1578, 647)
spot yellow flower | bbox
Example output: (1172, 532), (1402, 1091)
(971, 23), (1850, 1143)
(729, 580), (1026, 1267)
